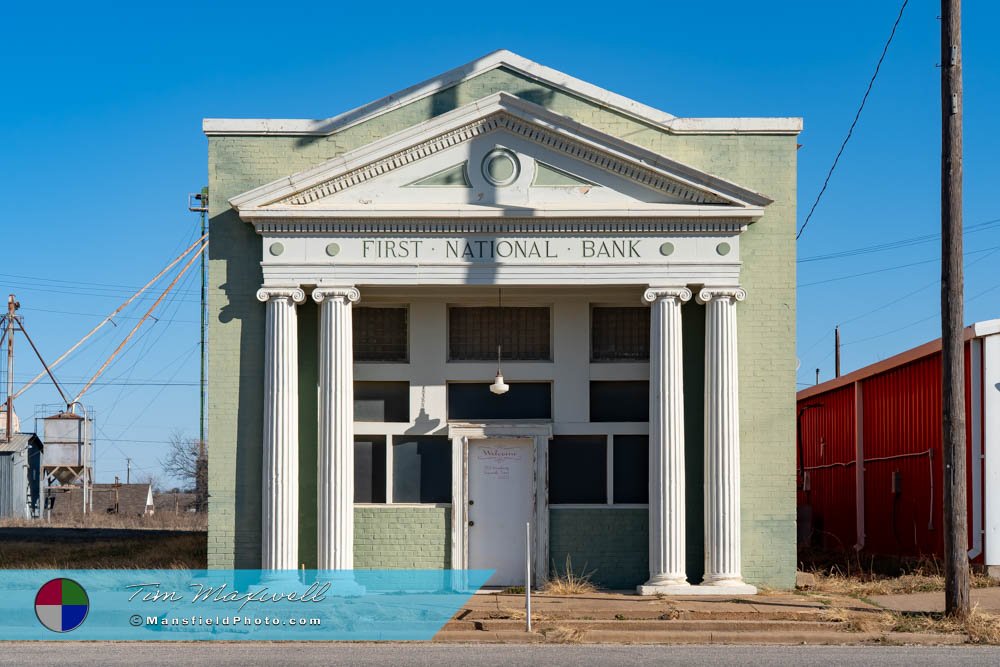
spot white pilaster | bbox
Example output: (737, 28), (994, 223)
(257, 286), (306, 570)
(697, 287), (755, 593)
(314, 286), (361, 570)
(639, 287), (692, 595)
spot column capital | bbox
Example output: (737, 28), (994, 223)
(312, 286), (361, 304)
(642, 287), (692, 305)
(696, 287), (746, 305)
(256, 287), (306, 304)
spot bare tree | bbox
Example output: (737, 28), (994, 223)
(160, 431), (202, 490)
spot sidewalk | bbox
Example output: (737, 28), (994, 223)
(871, 587), (1000, 614)
(433, 588), (998, 645)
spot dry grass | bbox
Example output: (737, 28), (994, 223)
(801, 554), (998, 598)
(0, 512), (206, 531)
(541, 556), (597, 595)
(0, 528), (206, 569)
(822, 606), (1000, 644)
(541, 626), (586, 643)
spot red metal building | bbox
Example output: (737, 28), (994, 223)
(796, 319), (1000, 575)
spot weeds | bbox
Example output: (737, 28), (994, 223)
(541, 555), (597, 595)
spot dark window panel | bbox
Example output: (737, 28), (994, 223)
(354, 437), (387, 503)
(391, 436), (452, 503)
(354, 307), (408, 362)
(449, 307), (551, 360)
(354, 381), (409, 422)
(613, 435), (648, 504)
(549, 435), (607, 504)
(591, 307), (650, 361)
(447, 382), (552, 420)
(590, 381), (649, 422)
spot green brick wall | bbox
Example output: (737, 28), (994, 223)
(549, 509), (648, 590)
(207, 64), (797, 587)
(354, 507), (451, 569)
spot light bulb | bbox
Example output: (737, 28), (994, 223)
(490, 372), (509, 395)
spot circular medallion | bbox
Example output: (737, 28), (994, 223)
(716, 242), (731, 256)
(659, 242), (675, 257)
(35, 578), (89, 633)
(325, 242), (341, 257)
(481, 148), (520, 187)
(269, 242), (285, 257)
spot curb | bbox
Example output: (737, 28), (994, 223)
(433, 629), (973, 646)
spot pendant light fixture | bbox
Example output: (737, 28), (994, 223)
(489, 287), (509, 395)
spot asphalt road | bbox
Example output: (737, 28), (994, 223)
(0, 643), (998, 666)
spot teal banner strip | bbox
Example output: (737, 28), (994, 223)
(2, 569), (493, 640)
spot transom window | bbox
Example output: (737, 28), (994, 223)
(591, 306), (649, 361)
(448, 306), (551, 361)
(354, 307), (408, 362)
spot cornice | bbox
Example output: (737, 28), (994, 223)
(253, 219), (750, 235)
(229, 93), (774, 216)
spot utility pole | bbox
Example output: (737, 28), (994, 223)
(126, 457), (132, 485)
(188, 188), (209, 455)
(5, 295), (17, 443)
(941, 0), (969, 619)
(835, 326), (841, 378)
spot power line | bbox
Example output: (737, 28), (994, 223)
(796, 0), (910, 240)
(799, 244), (1000, 288)
(799, 217), (1000, 263)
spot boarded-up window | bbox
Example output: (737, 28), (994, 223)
(354, 307), (408, 362)
(354, 437), (387, 503)
(354, 381), (409, 422)
(549, 436), (607, 504)
(391, 436), (451, 503)
(612, 435), (648, 504)
(590, 381), (649, 422)
(591, 307), (649, 361)
(447, 382), (552, 420)
(449, 307), (550, 360)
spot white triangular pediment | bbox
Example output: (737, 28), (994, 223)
(231, 93), (771, 221)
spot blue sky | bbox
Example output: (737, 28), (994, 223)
(1, 1), (998, 485)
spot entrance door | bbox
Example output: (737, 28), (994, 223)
(467, 439), (533, 586)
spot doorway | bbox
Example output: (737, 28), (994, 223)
(467, 439), (533, 586)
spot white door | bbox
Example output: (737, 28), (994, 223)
(467, 439), (533, 586)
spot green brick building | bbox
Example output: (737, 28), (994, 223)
(204, 51), (801, 592)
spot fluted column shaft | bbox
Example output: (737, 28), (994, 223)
(314, 286), (360, 570)
(697, 287), (747, 586)
(258, 287), (305, 570)
(639, 287), (692, 594)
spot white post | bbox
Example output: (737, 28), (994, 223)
(639, 287), (692, 595)
(525, 521), (532, 633)
(314, 287), (360, 571)
(257, 287), (305, 570)
(697, 287), (755, 593)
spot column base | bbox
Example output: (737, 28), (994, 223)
(318, 571), (367, 597)
(637, 582), (691, 596)
(638, 582), (757, 596)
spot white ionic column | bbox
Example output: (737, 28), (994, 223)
(639, 287), (692, 595)
(314, 286), (360, 570)
(257, 286), (306, 570)
(697, 287), (755, 593)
